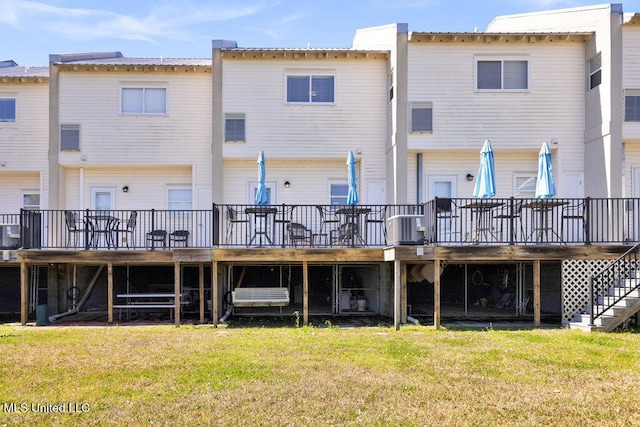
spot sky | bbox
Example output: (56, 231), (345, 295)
(2, 0), (640, 66)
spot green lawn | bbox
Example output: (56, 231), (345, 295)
(1, 322), (639, 426)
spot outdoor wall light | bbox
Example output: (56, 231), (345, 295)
(284, 181), (291, 188)
(466, 173), (474, 181)
(122, 186), (129, 193)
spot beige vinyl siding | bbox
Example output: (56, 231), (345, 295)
(0, 172), (41, 212)
(58, 71), (212, 186)
(224, 159), (358, 205)
(64, 166), (191, 210)
(623, 25), (640, 139)
(0, 83), (49, 195)
(221, 59), (387, 186)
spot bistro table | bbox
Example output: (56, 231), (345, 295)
(245, 206), (278, 247)
(334, 207), (372, 246)
(460, 200), (504, 243)
(86, 215), (120, 249)
(524, 199), (568, 243)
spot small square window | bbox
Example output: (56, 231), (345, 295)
(23, 194), (40, 210)
(410, 102), (433, 133)
(168, 188), (192, 210)
(330, 183), (348, 205)
(60, 124), (80, 151)
(0, 98), (16, 122)
(225, 114), (246, 142)
(625, 89), (640, 122)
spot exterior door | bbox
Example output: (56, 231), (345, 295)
(427, 175), (457, 200)
(90, 187), (116, 211)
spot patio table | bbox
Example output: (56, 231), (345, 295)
(524, 200), (568, 243)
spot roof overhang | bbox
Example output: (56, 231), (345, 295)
(220, 49), (388, 61)
(409, 31), (593, 44)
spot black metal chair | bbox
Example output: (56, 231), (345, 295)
(493, 199), (524, 243)
(561, 200), (587, 243)
(225, 206), (249, 245)
(365, 206), (387, 245)
(287, 222), (313, 247)
(170, 230), (190, 247)
(314, 205), (339, 246)
(64, 210), (92, 248)
(146, 229), (167, 249)
(114, 211), (137, 248)
(434, 198), (459, 242)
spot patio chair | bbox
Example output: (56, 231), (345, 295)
(287, 222), (313, 247)
(170, 230), (190, 247)
(434, 198), (459, 242)
(146, 229), (167, 249)
(314, 205), (339, 246)
(64, 210), (93, 248)
(561, 200), (587, 243)
(331, 222), (360, 246)
(365, 206), (387, 245)
(493, 199), (524, 243)
(225, 206), (249, 245)
(114, 210), (137, 248)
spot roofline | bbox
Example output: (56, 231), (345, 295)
(623, 12), (640, 24)
(219, 48), (389, 60)
(408, 31), (593, 43)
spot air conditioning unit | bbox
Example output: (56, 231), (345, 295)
(0, 224), (20, 249)
(386, 215), (425, 245)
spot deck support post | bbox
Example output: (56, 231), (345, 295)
(107, 263), (113, 324)
(401, 261), (407, 324)
(303, 260), (309, 326)
(533, 259), (541, 327)
(174, 261), (181, 327)
(199, 263), (205, 324)
(434, 259), (441, 330)
(394, 260), (402, 330)
(212, 261), (218, 328)
(20, 262), (28, 325)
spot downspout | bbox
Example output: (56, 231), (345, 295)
(407, 315), (420, 325)
(416, 153), (423, 204)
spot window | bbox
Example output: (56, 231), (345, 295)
(23, 194), (40, 210)
(330, 183), (348, 205)
(287, 75), (334, 103)
(410, 102), (433, 133)
(249, 182), (276, 204)
(515, 174), (536, 198)
(60, 124), (80, 151)
(122, 87), (166, 114)
(168, 188), (192, 210)
(225, 113), (246, 142)
(589, 54), (601, 90)
(0, 98), (16, 122)
(476, 59), (528, 90)
(625, 89), (640, 122)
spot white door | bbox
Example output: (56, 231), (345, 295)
(90, 187), (116, 211)
(427, 175), (457, 200)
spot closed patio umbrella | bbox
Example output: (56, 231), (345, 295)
(473, 139), (496, 198)
(535, 142), (556, 198)
(255, 151), (268, 205)
(346, 151), (359, 205)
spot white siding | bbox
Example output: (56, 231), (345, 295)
(58, 71), (212, 187)
(405, 41), (585, 200)
(221, 58), (388, 193)
(623, 25), (640, 140)
(0, 82), (48, 207)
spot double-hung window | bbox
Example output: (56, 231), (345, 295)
(625, 89), (640, 122)
(122, 87), (166, 114)
(168, 188), (192, 211)
(225, 113), (246, 143)
(0, 97), (16, 122)
(330, 183), (348, 205)
(60, 124), (80, 151)
(589, 54), (602, 90)
(476, 58), (528, 91)
(410, 102), (433, 133)
(287, 75), (334, 103)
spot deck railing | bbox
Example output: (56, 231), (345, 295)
(1, 198), (639, 250)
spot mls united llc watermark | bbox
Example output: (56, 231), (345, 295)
(2, 402), (90, 413)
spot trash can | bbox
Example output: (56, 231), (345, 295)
(36, 304), (49, 326)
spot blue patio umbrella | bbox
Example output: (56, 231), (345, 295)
(535, 141), (557, 199)
(346, 151), (359, 205)
(255, 151), (268, 205)
(473, 139), (496, 198)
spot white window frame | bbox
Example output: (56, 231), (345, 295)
(409, 102), (433, 133)
(475, 57), (529, 92)
(329, 182), (349, 206)
(168, 187), (193, 211)
(121, 87), (167, 115)
(625, 89), (640, 122)
(0, 97), (16, 122)
(224, 113), (246, 143)
(589, 53), (602, 90)
(22, 193), (40, 210)
(285, 72), (335, 104)
(60, 124), (80, 151)
(514, 173), (536, 198)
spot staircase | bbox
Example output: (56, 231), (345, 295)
(569, 244), (640, 332)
